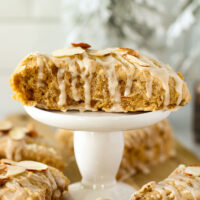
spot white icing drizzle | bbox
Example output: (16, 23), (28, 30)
(153, 184), (167, 200)
(76, 53), (96, 110)
(96, 56), (123, 111)
(167, 175), (200, 199)
(57, 68), (67, 107)
(115, 55), (135, 97)
(140, 55), (183, 108)
(160, 182), (180, 200)
(36, 54), (45, 87)
(145, 76), (153, 99)
(68, 59), (80, 101)
(34, 47), (185, 112)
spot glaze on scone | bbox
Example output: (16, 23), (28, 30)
(132, 164), (200, 200)
(0, 159), (69, 200)
(119, 120), (175, 180)
(10, 43), (191, 112)
(0, 121), (65, 170)
(56, 120), (175, 179)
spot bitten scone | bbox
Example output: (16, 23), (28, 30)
(0, 120), (65, 170)
(0, 159), (69, 200)
(132, 164), (200, 200)
(10, 43), (191, 112)
(56, 120), (175, 179)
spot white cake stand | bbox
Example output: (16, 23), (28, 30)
(24, 106), (171, 200)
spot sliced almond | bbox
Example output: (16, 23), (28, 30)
(17, 161), (48, 171)
(52, 47), (85, 57)
(125, 54), (150, 67)
(88, 48), (116, 56)
(177, 72), (184, 80)
(0, 175), (9, 185)
(0, 165), (7, 172)
(9, 127), (29, 140)
(1, 159), (17, 165)
(0, 121), (13, 133)
(71, 42), (91, 49)
(184, 166), (200, 177)
(6, 166), (25, 177)
(27, 124), (38, 137)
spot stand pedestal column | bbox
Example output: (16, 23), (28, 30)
(69, 131), (135, 200)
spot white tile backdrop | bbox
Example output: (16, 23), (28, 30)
(0, 0), (65, 117)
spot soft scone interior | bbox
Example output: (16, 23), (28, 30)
(10, 43), (191, 112)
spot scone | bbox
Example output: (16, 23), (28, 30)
(56, 120), (175, 178)
(132, 164), (200, 200)
(119, 120), (175, 180)
(10, 43), (191, 112)
(0, 159), (69, 200)
(0, 120), (65, 170)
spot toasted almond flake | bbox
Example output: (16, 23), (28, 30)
(6, 166), (25, 177)
(71, 42), (91, 49)
(88, 48), (116, 56)
(125, 54), (150, 67)
(27, 124), (38, 137)
(184, 166), (200, 177)
(9, 127), (28, 140)
(0, 165), (7, 171)
(52, 47), (85, 57)
(0, 121), (13, 133)
(0, 176), (9, 185)
(17, 161), (48, 171)
(1, 159), (17, 165)
(177, 72), (184, 80)
(130, 50), (139, 57)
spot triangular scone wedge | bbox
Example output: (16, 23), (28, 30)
(10, 43), (191, 112)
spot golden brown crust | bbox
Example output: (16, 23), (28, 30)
(0, 160), (69, 200)
(118, 120), (175, 179)
(132, 165), (200, 200)
(10, 46), (191, 112)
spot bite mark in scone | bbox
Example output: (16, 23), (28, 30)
(0, 121), (65, 171)
(10, 43), (191, 112)
(131, 164), (200, 200)
(0, 159), (70, 200)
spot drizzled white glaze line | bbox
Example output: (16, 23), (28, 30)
(96, 56), (123, 111)
(50, 48), (184, 111)
(166, 175), (200, 199)
(159, 182), (180, 200)
(153, 184), (167, 200)
(115, 55), (135, 97)
(68, 60), (80, 101)
(57, 68), (67, 106)
(145, 78), (153, 99)
(76, 54), (96, 110)
(36, 54), (45, 87)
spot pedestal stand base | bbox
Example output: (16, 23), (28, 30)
(69, 182), (135, 200)
(24, 107), (171, 200)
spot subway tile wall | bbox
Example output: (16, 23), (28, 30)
(0, 0), (65, 117)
